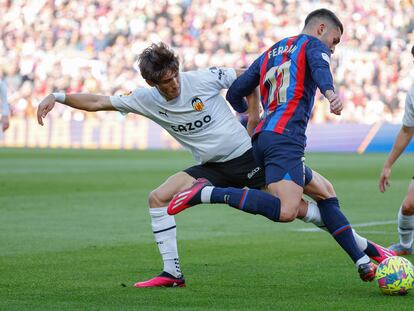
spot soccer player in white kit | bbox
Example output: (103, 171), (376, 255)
(37, 43), (267, 287)
(0, 79), (10, 135)
(37, 42), (394, 287)
(379, 45), (414, 256)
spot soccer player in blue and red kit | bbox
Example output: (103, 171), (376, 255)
(168, 9), (377, 281)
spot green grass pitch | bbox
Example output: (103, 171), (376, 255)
(0, 148), (413, 310)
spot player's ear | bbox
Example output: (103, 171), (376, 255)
(317, 23), (326, 35)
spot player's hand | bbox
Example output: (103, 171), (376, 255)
(1, 115), (9, 132)
(325, 90), (343, 115)
(379, 167), (391, 193)
(37, 94), (56, 126)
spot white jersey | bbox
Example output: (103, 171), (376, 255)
(110, 68), (251, 164)
(403, 86), (414, 127)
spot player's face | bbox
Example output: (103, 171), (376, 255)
(320, 25), (342, 54)
(156, 70), (181, 101)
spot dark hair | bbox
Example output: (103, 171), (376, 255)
(138, 42), (179, 83)
(411, 45), (414, 57)
(304, 8), (343, 34)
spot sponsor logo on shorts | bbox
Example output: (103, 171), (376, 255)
(224, 195), (230, 204)
(247, 166), (261, 179)
(191, 97), (204, 111)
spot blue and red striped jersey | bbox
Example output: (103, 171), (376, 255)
(226, 34), (334, 146)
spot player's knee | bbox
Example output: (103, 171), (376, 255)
(315, 178), (336, 200)
(324, 181), (336, 198)
(279, 211), (297, 222)
(401, 199), (414, 215)
(279, 204), (299, 222)
(148, 189), (164, 208)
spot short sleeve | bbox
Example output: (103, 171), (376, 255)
(110, 89), (146, 116)
(202, 67), (237, 90)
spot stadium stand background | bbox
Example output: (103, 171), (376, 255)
(1, 0), (414, 151)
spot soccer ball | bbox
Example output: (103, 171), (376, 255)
(375, 256), (414, 295)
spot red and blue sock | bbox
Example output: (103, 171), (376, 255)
(318, 197), (367, 264)
(211, 187), (281, 222)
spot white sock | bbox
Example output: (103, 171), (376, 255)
(201, 186), (214, 203)
(352, 229), (368, 252)
(150, 207), (182, 278)
(398, 206), (414, 248)
(355, 255), (371, 267)
(301, 201), (325, 228)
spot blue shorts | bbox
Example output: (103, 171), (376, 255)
(252, 131), (305, 187)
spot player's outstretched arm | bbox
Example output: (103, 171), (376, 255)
(37, 93), (115, 126)
(379, 125), (414, 192)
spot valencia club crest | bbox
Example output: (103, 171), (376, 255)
(191, 97), (204, 111)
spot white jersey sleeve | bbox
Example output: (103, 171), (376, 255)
(202, 67), (237, 90)
(109, 89), (152, 117)
(403, 87), (414, 127)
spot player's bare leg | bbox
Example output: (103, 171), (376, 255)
(135, 171), (195, 288)
(390, 179), (414, 255)
(266, 180), (303, 222)
(303, 169), (336, 201)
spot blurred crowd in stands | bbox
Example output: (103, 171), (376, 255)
(1, 0), (414, 124)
